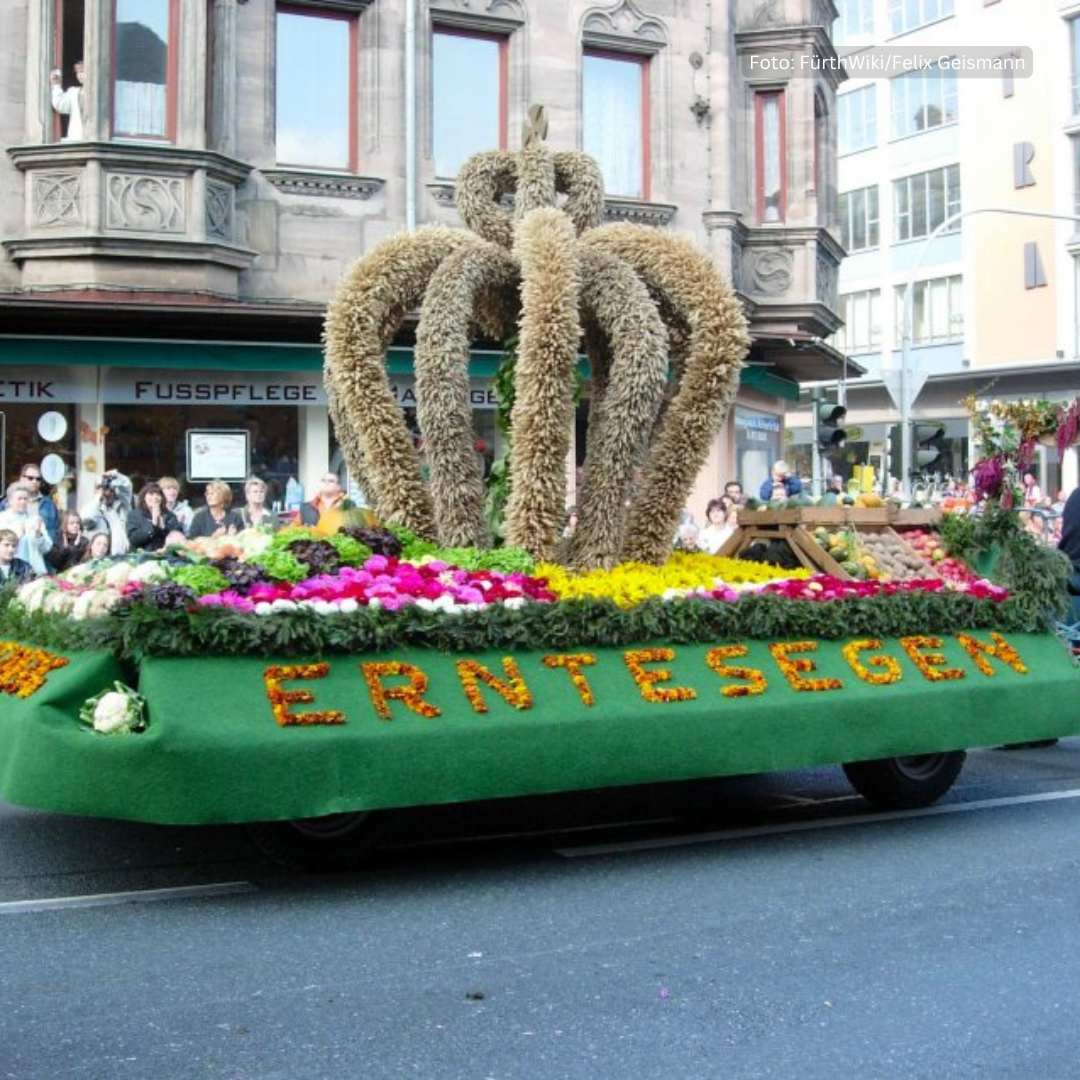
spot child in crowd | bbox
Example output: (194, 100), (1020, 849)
(80, 531), (112, 563)
(0, 528), (33, 586)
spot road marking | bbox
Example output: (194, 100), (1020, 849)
(555, 788), (1080, 858)
(0, 881), (256, 915)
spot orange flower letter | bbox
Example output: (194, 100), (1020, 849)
(705, 644), (767, 698)
(542, 653), (597, 706)
(841, 639), (902, 686)
(899, 636), (965, 683)
(0, 641), (69, 699)
(263, 663), (346, 726)
(768, 641), (843, 693)
(361, 661), (442, 721)
(456, 658), (533, 714)
(955, 633), (1028, 677)
(623, 648), (698, 704)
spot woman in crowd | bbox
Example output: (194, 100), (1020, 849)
(0, 528), (34, 586)
(159, 476), (194, 534)
(46, 511), (88, 572)
(188, 480), (244, 540)
(127, 482), (180, 551)
(299, 472), (352, 528)
(0, 482), (52, 575)
(239, 475), (279, 531)
(80, 531), (112, 563)
(698, 496), (738, 555)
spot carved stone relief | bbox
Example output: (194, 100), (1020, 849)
(428, 0), (526, 23)
(751, 0), (785, 28)
(811, 0), (834, 29)
(602, 197), (676, 227)
(205, 179), (233, 242)
(582, 0), (668, 47)
(816, 248), (839, 307)
(105, 173), (186, 233)
(745, 248), (793, 296)
(730, 242), (743, 292)
(32, 171), (82, 227)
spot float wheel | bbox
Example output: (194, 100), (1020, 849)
(842, 751), (966, 810)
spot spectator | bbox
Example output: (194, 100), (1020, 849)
(723, 480), (744, 506)
(239, 476), (279, 531)
(759, 460), (802, 502)
(80, 531), (112, 563)
(699, 496), (738, 555)
(127, 482), (180, 552)
(46, 511), (88, 573)
(0, 483), (52, 575)
(159, 476), (194, 534)
(674, 517), (700, 552)
(1059, 487), (1080, 624)
(561, 506), (579, 540)
(0, 464), (61, 546)
(1022, 471), (1042, 508)
(79, 470), (132, 555)
(188, 480), (244, 540)
(299, 472), (353, 527)
(0, 528), (34, 586)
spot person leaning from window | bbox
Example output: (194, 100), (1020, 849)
(0, 528), (34, 587)
(46, 511), (88, 573)
(79, 470), (133, 555)
(299, 472), (353, 527)
(0, 464), (60, 546)
(239, 475), (279, 531)
(127, 482), (180, 552)
(188, 480), (244, 540)
(0, 483), (52, 575)
(158, 476), (194, 535)
(758, 459), (803, 502)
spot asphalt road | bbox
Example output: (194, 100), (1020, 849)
(4, 742), (1080, 1080)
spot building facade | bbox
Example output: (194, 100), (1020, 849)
(788, 0), (1080, 498)
(1, 0), (846, 521)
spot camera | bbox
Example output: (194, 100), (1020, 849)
(99, 472), (115, 493)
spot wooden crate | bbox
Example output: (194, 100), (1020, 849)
(890, 508), (942, 527)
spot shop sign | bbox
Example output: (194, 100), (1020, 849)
(0, 375), (95, 404)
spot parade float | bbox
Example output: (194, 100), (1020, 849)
(1, 115), (1077, 867)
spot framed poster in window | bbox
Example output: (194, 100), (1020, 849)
(186, 429), (250, 481)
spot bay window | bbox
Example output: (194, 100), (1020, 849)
(112, 0), (177, 140)
(755, 90), (785, 223)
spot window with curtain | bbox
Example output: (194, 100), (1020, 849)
(276, 7), (355, 170)
(838, 85), (876, 155)
(893, 164), (960, 242)
(113, 0), (173, 138)
(755, 90), (784, 223)
(839, 186), (879, 252)
(891, 64), (958, 138)
(893, 275), (962, 344)
(433, 29), (505, 178)
(583, 50), (647, 199)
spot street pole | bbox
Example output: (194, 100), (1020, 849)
(811, 388), (822, 498)
(896, 206), (1080, 496)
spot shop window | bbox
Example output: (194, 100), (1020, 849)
(891, 63), (958, 139)
(893, 274), (963, 345)
(276, 6), (358, 170)
(52, 0), (86, 140)
(754, 90), (785, 223)
(0, 404), (78, 513)
(734, 406), (782, 497)
(893, 164), (960, 242)
(583, 49), (649, 199)
(836, 289), (881, 354)
(838, 85), (876, 155)
(432, 27), (507, 178)
(888, 0), (954, 37)
(113, 0), (178, 140)
(839, 185), (879, 252)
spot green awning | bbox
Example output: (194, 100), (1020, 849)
(0, 338), (799, 399)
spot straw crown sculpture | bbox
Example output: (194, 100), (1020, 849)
(324, 105), (751, 568)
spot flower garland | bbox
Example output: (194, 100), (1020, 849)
(263, 663), (345, 726)
(841, 639), (902, 686)
(455, 658), (534, 713)
(704, 644), (767, 698)
(955, 632), (1029, 677)
(768, 641), (843, 693)
(0, 640), (69, 699)
(898, 636), (966, 682)
(542, 653), (597, 706)
(623, 648), (698, 703)
(360, 661), (442, 721)
(760, 576), (1007, 603)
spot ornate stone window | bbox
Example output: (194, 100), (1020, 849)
(754, 89), (786, 224)
(112, 0), (179, 141)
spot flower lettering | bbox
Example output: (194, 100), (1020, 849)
(361, 660), (441, 721)
(768, 641), (843, 693)
(542, 653), (598, 706)
(0, 640), (69, 699)
(899, 636), (965, 683)
(456, 658), (533, 713)
(623, 648), (697, 704)
(704, 644), (767, 698)
(841, 639), (902, 686)
(263, 663), (346, 726)
(955, 632), (1028, 677)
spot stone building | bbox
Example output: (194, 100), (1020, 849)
(0, 0), (845, 518)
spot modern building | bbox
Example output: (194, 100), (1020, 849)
(787, 0), (1080, 499)
(1, 0), (847, 521)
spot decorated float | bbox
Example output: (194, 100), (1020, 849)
(1, 116), (1077, 867)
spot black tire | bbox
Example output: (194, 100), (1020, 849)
(842, 751), (966, 810)
(246, 811), (386, 872)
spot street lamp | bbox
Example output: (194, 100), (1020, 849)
(893, 206), (1080, 494)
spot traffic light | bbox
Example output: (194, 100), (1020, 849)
(913, 421), (946, 470)
(816, 400), (847, 451)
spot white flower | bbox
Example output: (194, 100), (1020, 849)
(254, 601), (272, 616)
(47, 590), (78, 616)
(92, 691), (133, 734)
(130, 561), (168, 584)
(502, 596), (526, 611)
(416, 598), (437, 612)
(104, 562), (132, 588)
(15, 578), (52, 612)
(61, 563), (96, 585)
(339, 598), (359, 614)
(270, 598), (297, 612)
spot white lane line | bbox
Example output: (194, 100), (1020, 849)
(0, 880), (257, 915)
(555, 787), (1080, 858)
